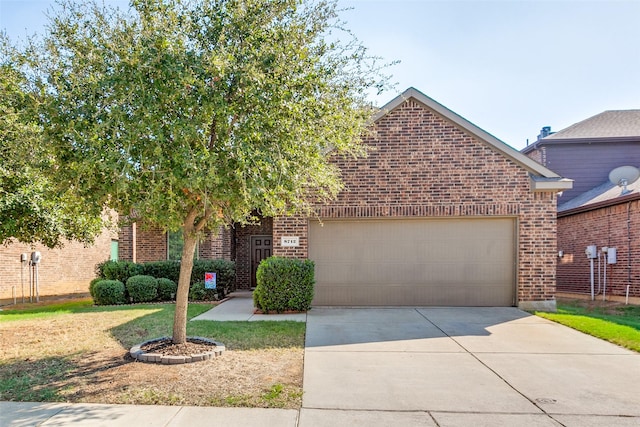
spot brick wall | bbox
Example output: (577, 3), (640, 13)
(118, 223), (166, 263)
(525, 146), (545, 165)
(118, 224), (134, 261)
(0, 228), (116, 303)
(198, 227), (232, 259)
(273, 216), (308, 259)
(119, 223), (234, 263)
(135, 225), (167, 263)
(275, 98), (559, 306)
(558, 200), (640, 298)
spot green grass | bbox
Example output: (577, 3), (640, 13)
(1, 299), (305, 350)
(536, 301), (640, 352)
(0, 357), (76, 402)
(0, 298), (96, 319)
(0, 299), (306, 405)
(188, 320), (305, 350)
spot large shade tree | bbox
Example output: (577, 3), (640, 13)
(0, 33), (104, 248)
(30, 0), (390, 343)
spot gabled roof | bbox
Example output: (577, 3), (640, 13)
(558, 178), (640, 216)
(374, 87), (573, 192)
(545, 110), (640, 140)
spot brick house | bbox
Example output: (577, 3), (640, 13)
(0, 229), (117, 304)
(556, 182), (640, 302)
(119, 88), (571, 310)
(523, 110), (640, 302)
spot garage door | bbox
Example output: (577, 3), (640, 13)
(308, 218), (516, 306)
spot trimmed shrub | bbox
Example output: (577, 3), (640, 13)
(188, 281), (218, 301)
(254, 257), (315, 313)
(157, 278), (178, 301)
(95, 259), (235, 303)
(96, 260), (144, 284)
(93, 280), (126, 305)
(126, 275), (158, 303)
(191, 260), (236, 298)
(141, 261), (181, 283)
(140, 260), (235, 298)
(89, 277), (102, 299)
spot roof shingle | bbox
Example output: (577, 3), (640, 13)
(546, 110), (640, 140)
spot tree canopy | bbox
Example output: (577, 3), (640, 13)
(12, 0), (392, 342)
(0, 33), (104, 248)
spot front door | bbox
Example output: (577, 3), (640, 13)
(250, 235), (272, 288)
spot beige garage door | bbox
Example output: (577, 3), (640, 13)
(308, 218), (516, 306)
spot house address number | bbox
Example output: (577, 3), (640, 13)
(281, 236), (300, 247)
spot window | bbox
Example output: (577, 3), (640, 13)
(110, 240), (119, 261)
(167, 229), (198, 261)
(167, 230), (184, 261)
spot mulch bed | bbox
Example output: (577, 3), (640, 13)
(132, 337), (224, 364)
(141, 338), (218, 356)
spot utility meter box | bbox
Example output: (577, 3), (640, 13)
(585, 245), (597, 259)
(31, 251), (42, 264)
(607, 248), (617, 264)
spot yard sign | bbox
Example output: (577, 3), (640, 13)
(205, 272), (217, 289)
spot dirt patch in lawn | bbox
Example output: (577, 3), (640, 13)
(67, 347), (303, 407)
(0, 306), (304, 408)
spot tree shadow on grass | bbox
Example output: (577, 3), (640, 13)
(106, 303), (306, 351)
(0, 303), (304, 407)
(0, 352), (129, 403)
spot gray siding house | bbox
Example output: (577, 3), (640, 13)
(522, 110), (640, 204)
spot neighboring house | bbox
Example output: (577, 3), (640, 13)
(522, 110), (640, 302)
(119, 87), (571, 310)
(522, 110), (640, 202)
(0, 229), (117, 304)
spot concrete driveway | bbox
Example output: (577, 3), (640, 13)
(301, 307), (640, 427)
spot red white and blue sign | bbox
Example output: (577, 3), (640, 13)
(205, 272), (217, 289)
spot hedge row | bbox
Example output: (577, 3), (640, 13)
(93, 259), (235, 305)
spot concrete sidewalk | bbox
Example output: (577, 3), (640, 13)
(3, 302), (640, 426)
(190, 291), (306, 322)
(0, 402), (299, 427)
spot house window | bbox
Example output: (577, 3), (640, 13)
(167, 230), (184, 261)
(167, 229), (198, 261)
(110, 240), (119, 261)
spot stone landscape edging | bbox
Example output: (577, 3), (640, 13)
(130, 336), (225, 365)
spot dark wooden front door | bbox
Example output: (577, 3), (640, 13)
(250, 235), (272, 288)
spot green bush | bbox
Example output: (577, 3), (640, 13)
(89, 277), (102, 299)
(141, 261), (181, 283)
(126, 275), (158, 303)
(188, 281), (218, 301)
(93, 280), (126, 305)
(157, 278), (178, 301)
(140, 259), (235, 298)
(191, 260), (236, 298)
(94, 259), (235, 303)
(96, 260), (144, 284)
(254, 257), (314, 313)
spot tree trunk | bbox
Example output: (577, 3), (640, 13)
(172, 219), (199, 344)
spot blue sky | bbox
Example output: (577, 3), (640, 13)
(2, 0), (639, 149)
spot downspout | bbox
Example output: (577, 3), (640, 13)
(597, 252), (601, 295)
(132, 222), (137, 263)
(628, 202), (632, 303)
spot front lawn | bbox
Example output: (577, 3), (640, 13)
(536, 299), (640, 352)
(0, 299), (306, 407)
